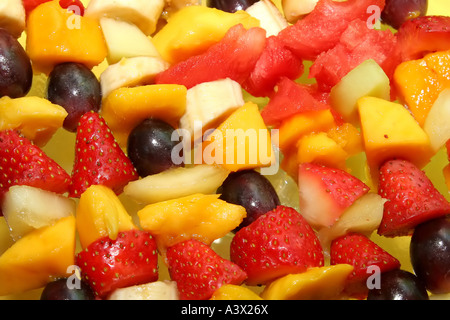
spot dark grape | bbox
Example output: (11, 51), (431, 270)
(206, 0), (259, 12)
(410, 215), (450, 294)
(367, 269), (429, 300)
(127, 118), (183, 177)
(381, 0), (428, 29)
(218, 170), (280, 230)
(47, 62), (102, 132)
(0, 28), (32, 98)
(40, 278), (95, 300)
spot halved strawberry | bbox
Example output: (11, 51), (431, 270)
(166, 239), (247, 300)
(0, 130), (70, 210)
(330, 233), (400, 298)
(76, 229), (159, 298)
(377, 159), (450, 237)
(69, 112), (138, 198)
(230, 205), (324, 286)
(396, 16), (450, 61)
(298, 162), (370, 230)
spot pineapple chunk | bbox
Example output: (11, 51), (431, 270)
(0, 0), (25, 38)
(2, 186), (75, 241)
(108, 281), (179, 300)
(423, 88), (450, 152)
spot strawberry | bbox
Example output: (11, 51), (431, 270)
(330, 233), (400, 298)
(76, 229), (159, 298)
(166, 239), (247, 300)
(230, 205), (324, 286)
(0, 130), (70, 208)
(297, 162), (370, 229)
(69, 111), (138, 198)
(377, 159), (450, 237)
(396, 16), (450, 61)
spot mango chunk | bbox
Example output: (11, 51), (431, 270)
(0, 216), (76, 296)
(260, 264), (354, 300)
(76, 185), (137, 249)
(210, 285), (263, 300)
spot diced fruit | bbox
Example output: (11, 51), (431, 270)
(210, 284), (263, 300)
(153, 5), (259, 64)
(424, 49), (450, 82)
(329, 59), (391, 126)
(100, 18), (161, 65)
(326, 122), (363, 156)
(281, 0), (318, 23)
(76, 185), (137, 249)
(124, 165), (230, 205)
(76, 229), (159, 298)
(245, 0), (288, 37)
(167, 239), (247, 300)
(100, 56), (170, 99)
(40, 278), (95, 300)
(206, 0), (259, 12)
(69, 112), (138, 197)
(424, 88), (450, 152)
(202, 102), (275, 172)
(0, 216), (76, 296)
(108, 281), (179, 300)
(381, 0), (428, 30)
(0, 0), (25, 38)
(155, 24), (266, 89)
(377, 159), (450, 237)
(84, 0), (164, 35)
(297, 163), (370, 230)
(357, 96), (434, 181)
(330, 233), (401, 298)
(230, 206), (324, 286)
(0, 217), (14, 256)
(0, 96), (67, 146)
(26, 0), (107, 74)
(261, 264), (354, 300)
(2, 185), (75, 241)
(137, 193), (246, 256)
(100, 84), (186, 148)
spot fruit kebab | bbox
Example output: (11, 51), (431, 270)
(0, 0), (449, 301)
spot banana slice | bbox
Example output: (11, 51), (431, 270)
(100, 56), (169, 99)
(108, 281), (179, 300)
(246, 0), (288, 37)
(0, 0), (25, 38)
(85, 0), (165, 35)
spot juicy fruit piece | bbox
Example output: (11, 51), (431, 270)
(396, 15), (450, 61)
(0, 216), (76, 296)
(281, 0), (318, 23)
(410, 216), (450, 294)
(153, 5), (259, 65)
(84, 0), (164, 35)
(2, 185), (75, 241)
(167, 239), (247, 300)
(76, 185), (137, 249)
(127, 118), (182, 177)
(0, 96), (67, 147)
(0, 0), (26, 38)
(207, 0), (259, 12)
(0, 217), (14, 256)
(47, 62), (101, 132)
(330, 233), (401, 298)
(202, 102), (275, 172)
(137, 193), (246, 255)
(329, 59), (391, 125)
(155, 24), (266, 89)
(99, 17), (160, 65)
(40, 278), (95, 300)
(424, 89), (450, 152)
(0, 130), (70, 202)
(76, 230), (159, 298)
(245, 0), (288, 37)
(297, 163), (370, 229)
(367, 269), (429, 300)
(381, 0), (428, 30)
(108, 280), (179, 300)
(218, 169), (281, 230)
(100, 84), (186, 148)
(357, 96), (434, 180)
(69, 112), (138, 198)
(230, 206), (324, 286)
(377, 159), (450, 237)
(124, 164), (230, 205)
(0, 28), (32, 98)
(210, 284), (263, 300)
(26, 0), (107, 74)
(261, 264), (354, 300)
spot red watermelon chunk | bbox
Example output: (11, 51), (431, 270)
(155, 24), (266, 89)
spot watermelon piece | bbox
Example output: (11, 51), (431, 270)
(277, 0), (386, 61)
(155, 24), (266, 89)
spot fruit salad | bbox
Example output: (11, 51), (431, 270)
(0, 0), (449, 301)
